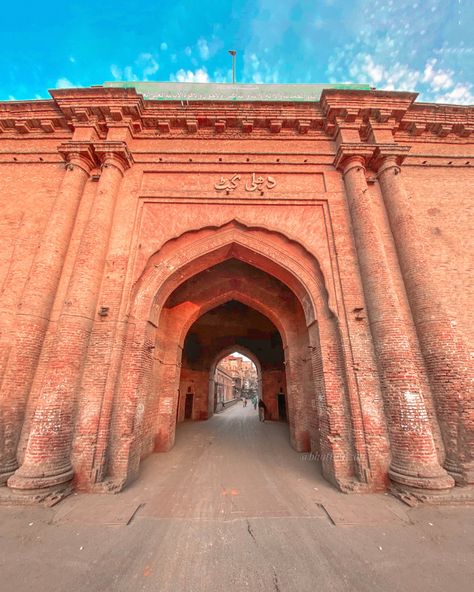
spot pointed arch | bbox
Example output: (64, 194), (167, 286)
(175, 288), (293, 351)
(103, 220), (371, 494)
(130, 220), (335, 326)
(209, 345), (263, 407)
(209, 345), (263, 384)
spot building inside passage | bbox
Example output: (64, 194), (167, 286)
(213, 353), (259, 412)
(0, 82), (472, 503)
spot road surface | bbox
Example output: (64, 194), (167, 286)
(1, 404), (473, 591)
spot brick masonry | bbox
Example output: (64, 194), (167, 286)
(0, 86), (472, 502)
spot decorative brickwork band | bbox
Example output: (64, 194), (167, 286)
(8, 142), (132, 496)
(339, 151), (454, 494)
(376, 151), (474, 485)
(0, 143), (96, 485)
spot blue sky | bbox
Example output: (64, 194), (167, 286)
(2, 0), (473, 104)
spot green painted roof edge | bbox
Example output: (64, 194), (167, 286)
(103, 81), (372, 102)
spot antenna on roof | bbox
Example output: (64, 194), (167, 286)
(228, 50), (237, 84)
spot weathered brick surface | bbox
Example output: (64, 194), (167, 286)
(0, 87), (472, 499)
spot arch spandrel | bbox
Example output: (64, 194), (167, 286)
(135, 217), (328, 281)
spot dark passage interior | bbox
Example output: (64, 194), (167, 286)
(177, 301), (287, 422)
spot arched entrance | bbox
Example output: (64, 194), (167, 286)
(98, 221), (389, 494)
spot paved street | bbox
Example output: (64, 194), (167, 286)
(1, 404), (473, 592)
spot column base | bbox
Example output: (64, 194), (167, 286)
(0, 458), (19, 486)
(7, 463), (74, 494)
(445, 459), (474, 486)
(388, 462), (454, 492)
(391, 484), (474, 507)
(0, 483), (72, 506)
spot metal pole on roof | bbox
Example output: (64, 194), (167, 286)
(228, 50), (236, 84)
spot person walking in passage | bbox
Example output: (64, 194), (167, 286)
(258, 398), (267, 422)
(251, 395), (257, 410)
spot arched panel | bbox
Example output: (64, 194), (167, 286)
(130, 220), (335, 326)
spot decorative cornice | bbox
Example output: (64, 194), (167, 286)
(51, 87), (144, 124)
(57, 141), (100, 172)
(0, 100), (71, 135)
(397, 103), (474, 139)
(334, 142), (412, 173)
(333, 143), (375, 171)
(320, 89), (418, 126)
(93, 141), (134, 172)
(0, 88), (472, 141)
(370, 144), (411, 172)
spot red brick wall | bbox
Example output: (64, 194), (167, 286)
(0, 88), (472, 499)
(401, 164), (474, 343)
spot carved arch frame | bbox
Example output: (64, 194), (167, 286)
(104, 221), (373, 491)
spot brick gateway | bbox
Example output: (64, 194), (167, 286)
(0, 83), (472, 503)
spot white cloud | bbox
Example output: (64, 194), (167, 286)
(110, 53), (159, 82)
(434, 46), (474, 57)
(110, 64), (122, 80)
(344, 54), (422, 91)
(137, 53), (159, 79)
(123, 66), (138, 81)
(313, 18), (324, 30)
(8, 95), (16, 101)
(433, 83), (474, 105)
(56, 77), (75, 89)
(362, 57), (384, 84)
(328, 49), (474, 105)
(69, 56), (76, 63)
(320, 0), (473, 105)
(172, 67), (209, 83)
(243, 51), (281, 84)
(198, 38), (210, 60)
(249, 53), (259, 71)
(184, 46), (192, 57)
(221, 0), (471, 103)
(212, 68), (232, 83)
(422, 59), (454, 92)
(160, 42), (168, 51)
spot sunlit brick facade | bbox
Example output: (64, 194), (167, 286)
(0, 83), (472, 503)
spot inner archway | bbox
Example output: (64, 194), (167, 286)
(147, 258), (315, 459)
(212, 348), (261, 413)
(177, 301), (287, 427)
